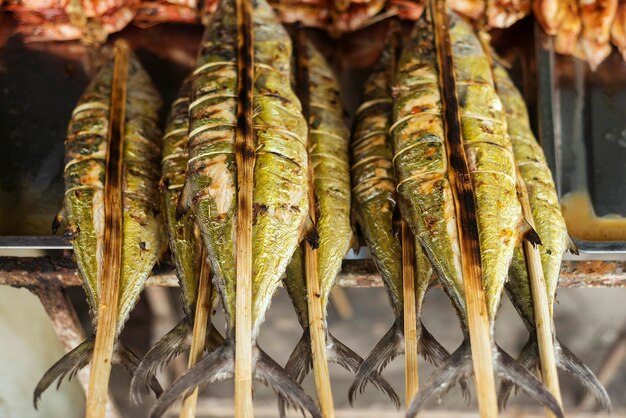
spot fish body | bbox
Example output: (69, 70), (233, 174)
(280, 38), (400, 412)
(36, 48), (164, 404)
(493, 63), (611, 411)
(348, 26), (450, 404)
(151, 1), (321, 416)
(612, 0), (626, 59)
(401, 12), (562, 418)
(534, 0), (561, 35)
(554, 0), (582, 55)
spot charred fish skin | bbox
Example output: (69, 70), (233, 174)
(391, 14), (466, 325)
(306, 40), (352, 314)
(186, 0), (238, 328)
(351, 35), (403, 318)
(493, 64), (611, 411)
(37, 49), (164, 404)
(449, 12), (522, 323)
(162, 78), (200, 317)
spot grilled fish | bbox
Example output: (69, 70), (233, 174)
(279, 37), (397, 413)
(347, 26), (451, 404)
(487, 0), (531, 28)
(580, 0), (618, 69)
(493, 63), (611, 411)
(35, 48), (164, 405)
(150, 0), (321, 416)
(130, 78), (223, 402)
(612, 0), (626, 60)
(534, 0), (561, 35)
(391, 12), (562, 418)
(554, 0), (582, 55)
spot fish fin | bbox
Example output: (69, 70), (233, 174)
(149, 343), (233, 418)
(278, 330), (313, 418)
(115, 343), (163, 398)
(175, 178), (193, 221)
(130, 318), (192, 404)
(205, 322), (226, 352)
(420, 323), (471, 402)
(327, 332), (400, 409)
(497, 337), (538, 409)
(494, 345), (564, 418)
(34, 335), (95, 409)
(520, 219), (542, 246)
(348, 320), (403, 405)
(566, 235), (579, 255)
(406, 341), (473, 418)
(151, 342), (321, 418)
(52, 208), (66, 234)
(555, 339), (611, 411)
(256, 348), (322, 418)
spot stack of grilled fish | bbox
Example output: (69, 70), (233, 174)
(35, 1), (612, 416)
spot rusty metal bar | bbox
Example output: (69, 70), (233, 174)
(2, 256), (625, 289)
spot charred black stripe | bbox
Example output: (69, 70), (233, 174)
(431, 2), (483, 262)
(236, 0), (255, 159)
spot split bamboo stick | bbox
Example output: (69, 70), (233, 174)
(179, 250), (214, 418)
(85, 39), (129, 418)
(294, 26), (335, 418)
(515, 170), (563, 417)
(431, 1), (498, 416)
(401, 222), (419, 408)
(234, 0), (255, 414)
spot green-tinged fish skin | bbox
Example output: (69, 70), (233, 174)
(493, 63), (610, 411)
(404, 12), (563, 418)
(391, 15), (466, 325)
(131, 78), (220, 403)
(162, 78), (201, 317)
(152, 1), (320, 417)
(279, 39), (399, 412)
(305, 40), (352, 313)
(450, 13), (523, 323)
(348, 30), (452, 405)
(36, 49), (164, 405)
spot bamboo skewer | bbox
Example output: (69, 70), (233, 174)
(401, 222), (419, 408)
(234, 0), (255, 414)
(294, 26), (335, 418)
(85, 39), (129, 418)
(179, 249), (214, 418)
(515, 171), (563, 417)
(431, 1), (499, 416)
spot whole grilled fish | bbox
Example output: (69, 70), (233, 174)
(279, 37), (378, 410)
(493, 63), (611, 411)
(150, 0), (321, 416)
(130, 79), (223, 402)
(35, 48), (164, 405)
(392, 12), (562, 418)
(347, 27), (451, 405)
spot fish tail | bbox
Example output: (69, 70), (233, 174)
(348, 319), (403, 405)
(150, 342), (322, 418)
(497, 336), (537, 409)
(420, 322), (471, 401)
(494, 345), (564, 418)
(327, 332), (400, 409)
(278, 330), (313, 418)
(34, 335), (95, 408)
(555, 339), (611, 411)
(115, 343), (163, 399)
(497, 336), (611, 412)
(35, 335), (162, 410)
(130, 318), (191, 404)
(406, 341), (473, 418)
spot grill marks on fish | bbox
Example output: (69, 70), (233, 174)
(493, 63), (611, 411)
(391, 15), (466, 324)
(36, 49), (164, 405)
